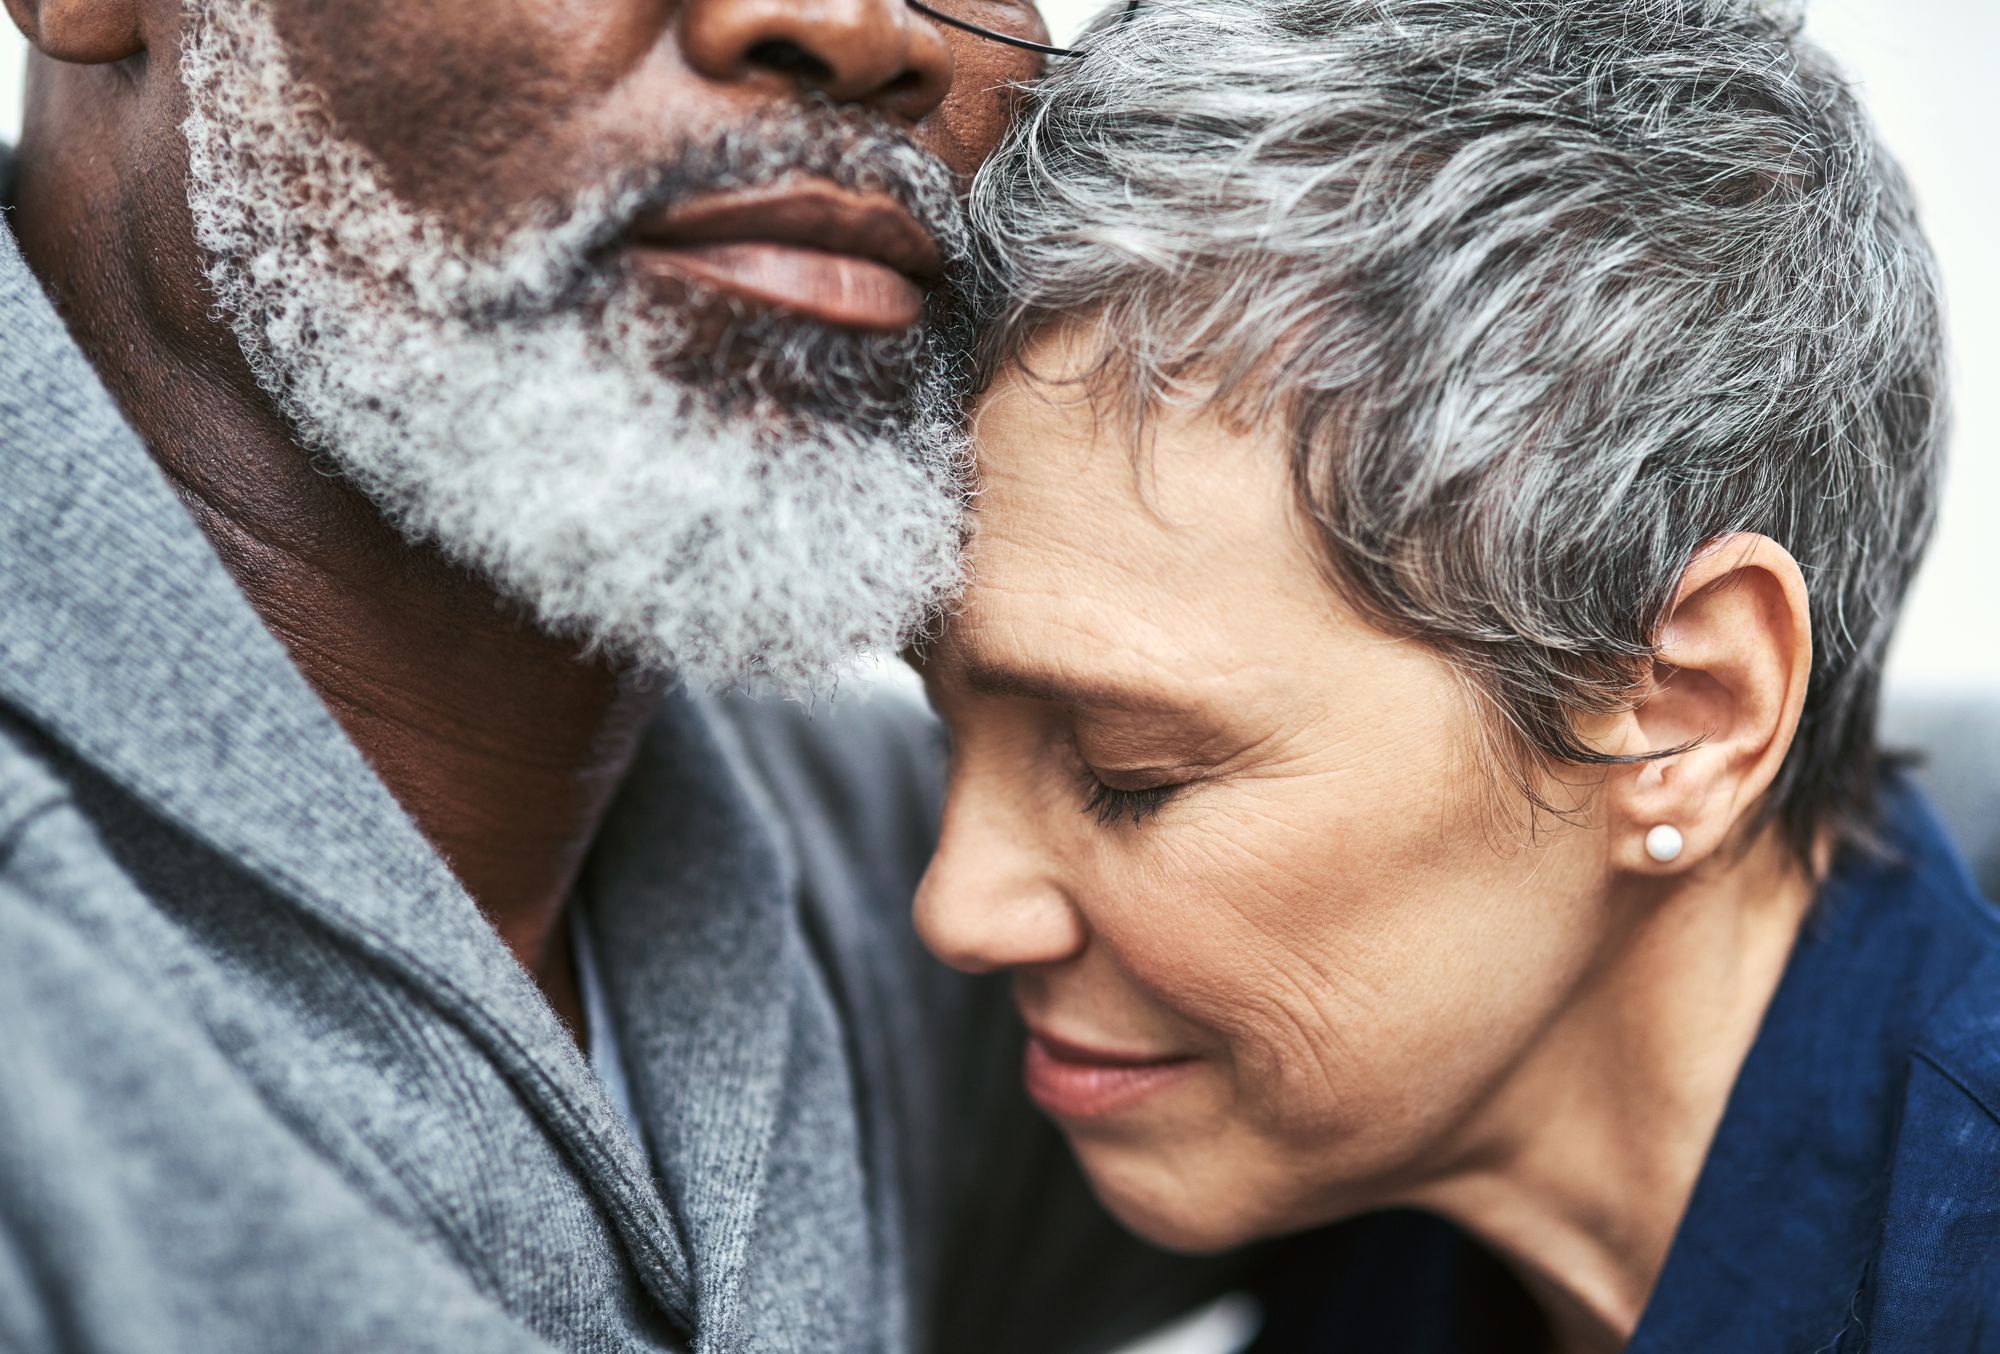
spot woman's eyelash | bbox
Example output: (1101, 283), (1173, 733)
(1078, 772), (1179, 828)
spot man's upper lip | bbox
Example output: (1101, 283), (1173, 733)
(1024, 1023), (1192, 1068)
(623, 182), (942, 282)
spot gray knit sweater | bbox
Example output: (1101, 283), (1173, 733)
(0, 154), (1215, 1354)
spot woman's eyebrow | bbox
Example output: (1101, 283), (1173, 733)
(961, 659), (1180, 713)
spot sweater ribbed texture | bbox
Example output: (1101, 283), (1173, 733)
(0, 153), (928, 1353)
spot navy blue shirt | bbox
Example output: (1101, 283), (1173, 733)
(1250, 781), (2000, 1352)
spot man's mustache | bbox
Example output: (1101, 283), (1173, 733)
(570, 106), (969, 278)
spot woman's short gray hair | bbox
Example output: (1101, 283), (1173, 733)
(969, 0), (1947, 857)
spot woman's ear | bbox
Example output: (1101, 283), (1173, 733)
(1594, 533), (1813, 875)
(4, 0), (143, 63)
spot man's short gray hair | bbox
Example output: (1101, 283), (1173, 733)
(970, 0), (1947, 857)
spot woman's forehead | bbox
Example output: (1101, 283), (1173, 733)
(956, 353), (1408, 710)
(971, 333), (1301, 546)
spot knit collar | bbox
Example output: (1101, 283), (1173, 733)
(1630, 784), (1997, 1353)
(0, 211), (709, 1329)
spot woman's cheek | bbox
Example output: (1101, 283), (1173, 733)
(1091, 802), (1452, 1139)
(1091, 818), (1356, 1058)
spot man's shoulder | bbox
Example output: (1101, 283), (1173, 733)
(0, 708), (96, 908)
(0, 710), (187, 1008)
(0, 711), (84, 876)
(708, 672), (945, 907)
(0, 809), (556, 1354)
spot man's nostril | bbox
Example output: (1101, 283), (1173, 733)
(745, 39), (835, 85)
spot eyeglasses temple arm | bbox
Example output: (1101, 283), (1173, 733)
(904, 1), (1089, 58)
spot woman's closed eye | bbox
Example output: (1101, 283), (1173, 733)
(1071, 748), (1188, 828)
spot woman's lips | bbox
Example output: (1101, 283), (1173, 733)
(619, 183), (939, 333)
(1022, 1030), (1199, 1120)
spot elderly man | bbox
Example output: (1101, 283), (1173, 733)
(0, 1), (1188, 1351)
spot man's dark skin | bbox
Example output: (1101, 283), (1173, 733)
(2, 0), (1043, 1032)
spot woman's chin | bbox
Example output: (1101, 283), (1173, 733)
(1103, 1194), (1257, 1256)
(1071, 1140), (1288, 1256)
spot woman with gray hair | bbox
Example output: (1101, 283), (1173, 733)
(912, 1), (2000, 1349)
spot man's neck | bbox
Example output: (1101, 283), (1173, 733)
(177, 407), (662, 1036)
(1400, 836), (1816, 1354)
(13, 157), (657, 1035)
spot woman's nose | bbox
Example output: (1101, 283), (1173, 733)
(915, 790), (1087, 975)
(680, 0), (955, 122)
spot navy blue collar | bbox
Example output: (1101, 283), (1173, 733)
(1631, 784), (2000, 1352)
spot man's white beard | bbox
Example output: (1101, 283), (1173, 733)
(178, 0), (971, 691)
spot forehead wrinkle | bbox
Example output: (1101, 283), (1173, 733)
(971, 467), (1281, 653)
(939, 599), (1189, 713)
(938, 605), (1299, 763)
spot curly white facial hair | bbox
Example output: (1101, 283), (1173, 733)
(177, 0), (972, 692)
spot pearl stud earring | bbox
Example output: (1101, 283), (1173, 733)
(1645, 824), (1684, 864)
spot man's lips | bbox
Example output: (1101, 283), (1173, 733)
(1021, 1027), (1199, 1120)
(619, 182), (941, 332)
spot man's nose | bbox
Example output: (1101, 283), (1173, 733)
(680, 0), (955, 121)
(915, 780), (1087, 975)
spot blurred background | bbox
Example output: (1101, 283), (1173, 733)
(2, 1), (1990, 693)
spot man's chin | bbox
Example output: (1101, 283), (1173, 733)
(332, 356), (965, 692)
(601, 281), (933, 428)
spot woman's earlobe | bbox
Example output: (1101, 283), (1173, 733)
(1601, 532), (1812, 875)
(6, 0), (144, 63)
(1608, 744), (1730, 873)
